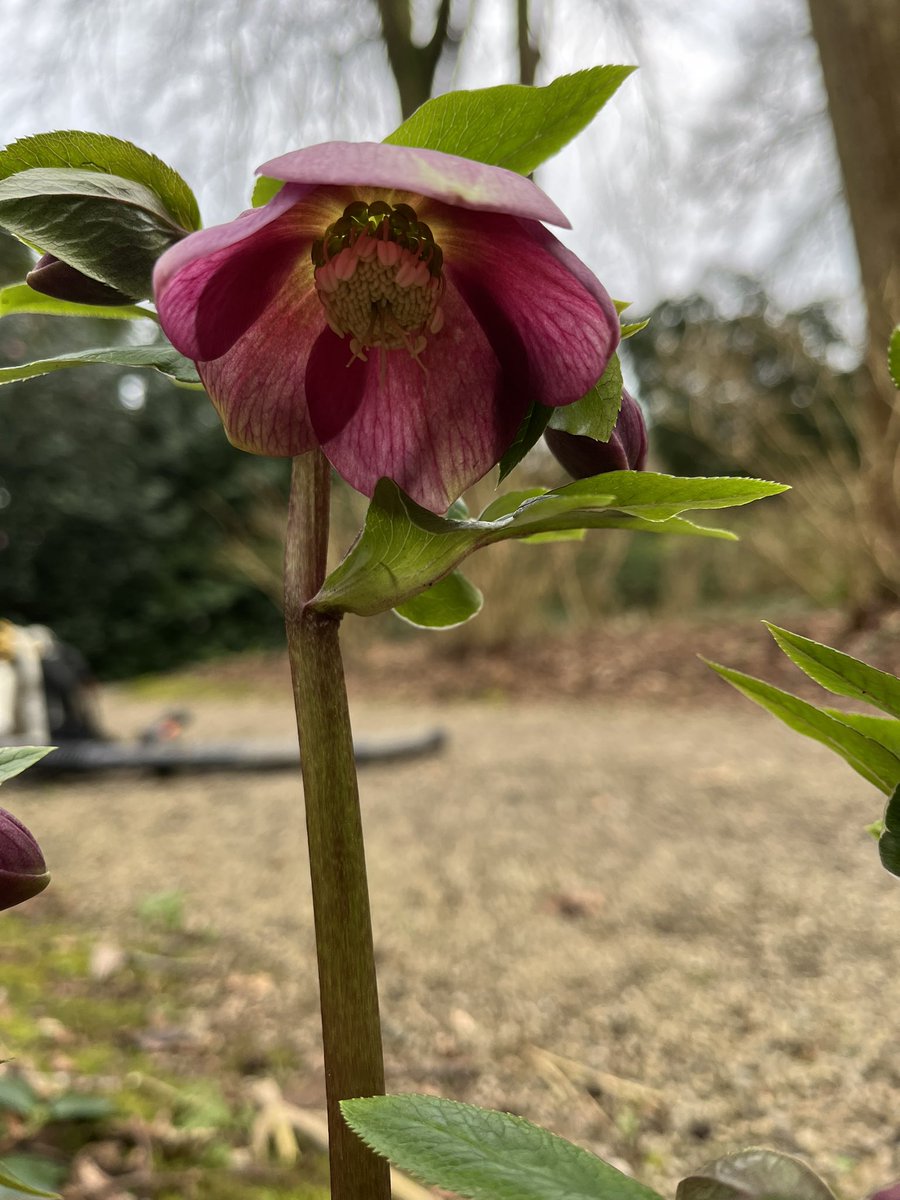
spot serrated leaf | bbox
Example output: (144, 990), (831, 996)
(342, 1094), (663, 1200)
(251, 175), (284, 208)
(497, 403), (553, 481)
(0, 131), (200, 231)
(384, 66), (635, 176)
(765, 624), (900, 720)
(0, 283), (156, 324)
(0, 168), (187, 299)
(549, 353), (623, 443)
(620, 318), (649, 339)
(0, 344), (202, 388)
(677, 1148), (835, 1200)
(823, 711), (900, 758)
(706, 662), (900, 794)
(889, 327), (900, 389)
(0, 747), (53, 785)
(313, 473), (783, 619)
(394, 571), (483, 629)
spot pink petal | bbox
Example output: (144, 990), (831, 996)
(437, 208), (619, 407)
(196, 260), (323, 456)
(154, 184), (339, 361)
(305, 281), (526, 512)
(259, 141), (571, 228)
(516, 218), (621, 330)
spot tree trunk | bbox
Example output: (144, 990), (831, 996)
(806, 0), (900, 607)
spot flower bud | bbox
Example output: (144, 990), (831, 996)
(545, 388), (648, 478)
(26, 253), (137, 306)
(0, 808), (50, 912)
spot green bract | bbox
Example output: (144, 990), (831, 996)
(312, 474), (787, 626)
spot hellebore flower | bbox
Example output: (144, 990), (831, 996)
(154, 141), (620, 513)
(0, 807), (50, 912)
(544, 387), (648, 478)
(27, 253), (136, 306)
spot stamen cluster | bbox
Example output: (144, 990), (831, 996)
(312, 201), (445, 362)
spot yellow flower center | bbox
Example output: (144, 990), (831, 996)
(312, 201), (445, 364)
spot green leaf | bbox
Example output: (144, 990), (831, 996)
(0, 168), (187, 299)
(46, 1094), (115, 1122)
(0, 1164), (59, 1199)
(0, 1075), (38, 1116)
(384, 67), (636, 176)
(822, 711), (900, 758)
(497, 402), (553, 481)
(0, 131), (200, 232)
(0, 1156), (64, 1199)
(549, 353), (623, 443)
(251, 175), (284, 208)
(313, 473), (784, 619)
(0, 746), (53, 785)
(676, 1148), (836, 1200)
(394, 570), (483, 629)
(765, 624), (900, 720)
(0, 343), (203, 389)
(889, 326), (900, 389)
(0, 282), (157, 324)
(620, 318), (649, 339)
(706, 662), (900, 794)
(341, 1094), (663, 1200)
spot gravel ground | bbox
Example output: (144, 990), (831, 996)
(10, 683), (900, 1198)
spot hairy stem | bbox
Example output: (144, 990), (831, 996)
(284, 450), (390, 1200)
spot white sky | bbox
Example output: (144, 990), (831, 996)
(0, 0), (863, 346)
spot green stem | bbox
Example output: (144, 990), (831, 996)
(284, 450), (391, 1200)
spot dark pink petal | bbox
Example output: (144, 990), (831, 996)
(515, 218), (621, 331)
(305, 281), (525, 512)
(154, 184), (336, 361)
(197, 260), (323, 456)
(437, 208), (619, 408)
(259, 141), (570, 228)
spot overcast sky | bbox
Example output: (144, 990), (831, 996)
(0, 0), (862, 345)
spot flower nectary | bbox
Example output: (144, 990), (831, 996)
(154, 140), (621, 513)
(312, 201), (445, 362)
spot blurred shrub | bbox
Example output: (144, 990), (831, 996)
(0, 234), (288, 678)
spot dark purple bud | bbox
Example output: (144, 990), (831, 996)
(0, 808), (50, 912)
(26, 253), (137, 306)
(545, 388), (648, 479)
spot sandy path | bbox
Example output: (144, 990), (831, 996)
(10, 689), (900, 1196)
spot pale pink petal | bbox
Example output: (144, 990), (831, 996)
(304, 281), (525, 512)
(154, 185), (343, 361)
(196, 261), (323, 456)
(259, 141), (570, 228)
(435, 208), (620, 407)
